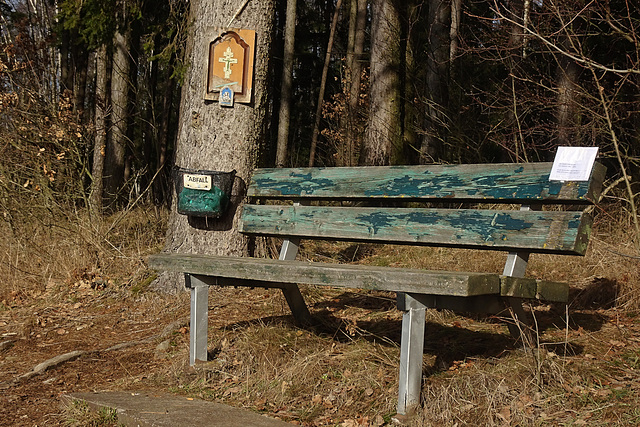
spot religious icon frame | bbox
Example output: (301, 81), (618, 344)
(204, 28), (255, 104)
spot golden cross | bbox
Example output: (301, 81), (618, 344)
(218, 47), (238, 79)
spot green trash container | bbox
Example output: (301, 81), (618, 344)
(174, 167), (236, 218)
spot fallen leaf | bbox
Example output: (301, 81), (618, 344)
(496, 406), (511, 424)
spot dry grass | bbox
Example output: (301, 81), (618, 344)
(0, 205), (167, 305)
(63, 400), (119, 427)
(1, 204), (639, 426)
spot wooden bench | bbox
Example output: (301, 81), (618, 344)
(149, 162), (605, 416)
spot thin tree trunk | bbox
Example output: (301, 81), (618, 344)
(420, 0), (450, 164)
(154, 76), (174, 206)
(74, 47), (89, 119)
(60, 29), (72, 93)
(404, 1), (420, 164)
(556, 55), (579, 147)
(309, 0), (343, 167)
(339, 0), (366, 166)
(363, 0), (403, 166)
(90, 45), (109, 216)
(275, 0), (297, 167)
(104, 29), (130, 203)
(450, 0), (462, 63)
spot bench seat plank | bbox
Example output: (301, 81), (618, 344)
(149, 254), (569, 301)
(149, 253), (501, 296)
(240, 205), (591, 255)
(249, 163), (605, 203)
(500, 276), (569, 302)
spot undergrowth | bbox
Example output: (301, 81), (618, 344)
(0, 205), (167, 304)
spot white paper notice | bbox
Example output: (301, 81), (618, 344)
(549, 146), (599, 181)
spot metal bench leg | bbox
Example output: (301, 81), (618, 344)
(278, 235), (312, 326)
(505, 296), (533, 346)
(187, 274), (209, 365)
(280, 284), (312, 326)
(503, 249), (533, 344)
(396, 293), (426, 417)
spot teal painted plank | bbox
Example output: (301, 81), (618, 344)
(148, 253), (501, 296)
(239, 205), (592, 254)
(248, 163), (605, 204)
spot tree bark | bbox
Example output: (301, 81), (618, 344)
(363, 0), (403, 166)
(420, 0), (450, 164)
(309, 0), (343, 167)
(450, 0), (462, 63)
(60, 29), (72, 93)
(153, 75), (174, 206)
(90, 45), (109, 217)
(104, 29), (130, 203)
(556, 54), (580, 147)
(156, 0), (276, 292)
(338, 0), (367, 167)
(275, 0), (297, 168)
(73, 45), (89, 119)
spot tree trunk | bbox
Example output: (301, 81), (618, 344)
(74, 45), (89, 119)
(60, 29), (72, 93)
(556, 54), (579, 148)
(338, 0), (367, 166)
(420, 0), (450, 164)
(505, 0), (526, 162)
(90, 45), (109, 217)
(363, 0), (403, 166)
(153, 75), (174, 206)
(275, 0), (297, 167)
(309, 0), (343, 167)
(156, 0), (276, 292)
(450, 0), (462, 63)
(104, 29), (130, 203)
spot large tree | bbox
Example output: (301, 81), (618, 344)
(155, 0), (276, 291)
(362, 0), (404, 166)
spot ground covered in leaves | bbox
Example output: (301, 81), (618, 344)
(0, 204), (639, 426)
(1, 255), (639, 426)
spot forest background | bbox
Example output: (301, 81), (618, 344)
(1, 0), (640, 425)
(1, 0), (639, 224)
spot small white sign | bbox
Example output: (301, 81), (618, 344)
(184, 174), (212, 190)
(549, 146), (599, 181)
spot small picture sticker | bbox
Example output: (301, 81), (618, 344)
(219, 86), (234, 107)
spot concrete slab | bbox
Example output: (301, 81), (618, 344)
(64, 391), (292, 427)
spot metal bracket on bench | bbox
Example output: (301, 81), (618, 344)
(396, 292), (426, 417)
(501, 204), (537, 343)
(277, 208), (312, 326)
(185, 274), (209, 365)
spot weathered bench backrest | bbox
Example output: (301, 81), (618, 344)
(240, 163), (605, 255)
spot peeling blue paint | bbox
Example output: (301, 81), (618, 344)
(241, 164), (601, 255)
(250, 164), (596, 203)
